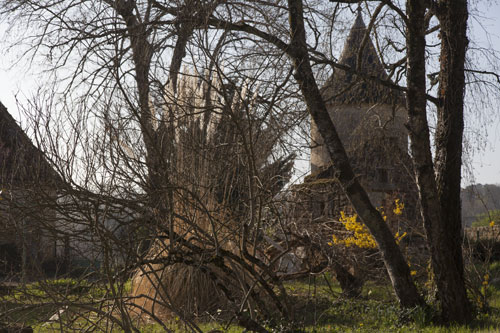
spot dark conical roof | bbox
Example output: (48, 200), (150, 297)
(0, 102), (61, 184)
(321, 12), (404, 105)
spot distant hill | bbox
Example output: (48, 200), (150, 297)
(462, 184), (500, 227)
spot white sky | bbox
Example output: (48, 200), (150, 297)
(0, 2), (499, 186)
(464, 1), (500, 185)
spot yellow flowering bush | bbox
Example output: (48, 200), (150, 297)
(330, 211), (377, 248)
(395, 231), (407, 245)
(483, 273), (490, 287)
(329, 199), (407, 249)
(477, 273), (491, 311)
(393, 199), (404, 215)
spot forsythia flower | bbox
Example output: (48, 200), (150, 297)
(393, 199), (404, 215)
(330, 199), (407, 250)
(490, 221), (495, 227)
(377, 206), (387, 221)
(330, 211), (377, 249)
(395, 231), (407, 245)
(410, 270), (417, 276)
(483, 273), (490, 286)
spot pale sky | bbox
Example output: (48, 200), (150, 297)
(0, 2), (499, 186)
(464, 1), (500, 185)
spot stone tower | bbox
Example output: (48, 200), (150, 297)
(284, 12), (423, 279)
(310, 11), (413, 211)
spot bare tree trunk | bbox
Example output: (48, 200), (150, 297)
(112, 0), (173, 236)
(287, 0), (424, 308)
(433, 0), (472, 324)
(331, 261), (362, 298)
(406, 0), (471, 323)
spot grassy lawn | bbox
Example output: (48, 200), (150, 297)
(2, 272), (500, 332)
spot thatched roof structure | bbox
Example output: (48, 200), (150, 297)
(0, 102), (60, 185)
(320, 12), (404, 105)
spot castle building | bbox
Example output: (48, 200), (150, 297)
(280, 11), (425, 287)
(290, 12), (420, 256)
(308, 11), (418, 225)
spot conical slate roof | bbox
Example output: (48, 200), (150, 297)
(321, 12), (404, 105)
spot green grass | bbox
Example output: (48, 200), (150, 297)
(3, 274), (500, 332)
(472, 210), (500, 227)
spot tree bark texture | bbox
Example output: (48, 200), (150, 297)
(434, 0), (472, 323)
(406, 0), (471, 323)
(331, 261), (362, 298)
(287, 0), (424, 308)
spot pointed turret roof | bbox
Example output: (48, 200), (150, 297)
(321, 12), (403, 105)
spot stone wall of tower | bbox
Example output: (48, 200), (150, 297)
(286, 10), (426, 280)
(309, 101), (418, 219)
(311, 103), (408, 190)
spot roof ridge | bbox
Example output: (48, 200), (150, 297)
(0, 101), (61, 184)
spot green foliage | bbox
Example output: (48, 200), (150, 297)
(5, 277), (500, 332)
(6, 278), (104, 301)
(462, 185), (500, 226)
(472, 210), (500, 227)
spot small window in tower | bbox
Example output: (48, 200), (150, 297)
(377, 168), (388, 183)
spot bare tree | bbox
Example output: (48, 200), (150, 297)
(198, 0), (481, 322)
(405, 0), (471, 323)
(0, 0), (496, 328)
(1, 0), (302, 328)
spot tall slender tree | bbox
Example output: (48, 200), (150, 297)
(0, 0), (484, 327)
